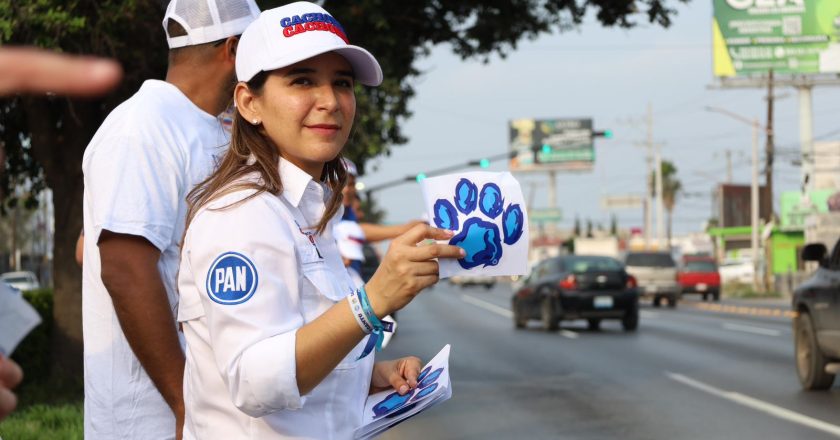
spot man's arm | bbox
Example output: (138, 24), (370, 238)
(98, 231), (184, 435)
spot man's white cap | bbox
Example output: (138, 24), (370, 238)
(236, 1), (383, 86)
(335, 220), (366, 261)
(163, 0), (260, 49)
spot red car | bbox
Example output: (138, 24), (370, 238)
(678, 256), (721, 301)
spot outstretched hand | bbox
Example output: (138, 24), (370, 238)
(0, 356), (23, 420)
(365, 224), (464, 317)
(0, 47), (122, 97)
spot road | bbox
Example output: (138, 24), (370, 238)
(378, 282), (840, 440)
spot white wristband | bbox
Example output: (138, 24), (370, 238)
(347, 289), (373, 334)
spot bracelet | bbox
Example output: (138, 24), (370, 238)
(347, 289), (374, 334)
(355, 285), (394, 360)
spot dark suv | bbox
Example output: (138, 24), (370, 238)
(794, 241), (840, 390)
(512, 255), (639, 332)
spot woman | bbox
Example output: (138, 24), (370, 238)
(176, 3), (464, 439)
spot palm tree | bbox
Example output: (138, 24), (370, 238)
(650, 160), (682, 245)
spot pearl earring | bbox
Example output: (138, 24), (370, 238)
(252, 119), (260, 125)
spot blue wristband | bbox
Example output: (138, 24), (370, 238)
(356, 285), (393, 360)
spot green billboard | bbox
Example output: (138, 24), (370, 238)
(713, 0), (840, 77)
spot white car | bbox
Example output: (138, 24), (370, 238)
(718, 259), (753, 285)
(449, 275), (496, 289)
(1, 271), (41, 292)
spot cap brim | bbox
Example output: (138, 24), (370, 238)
(245, 42), (383, 86)
(332, 46), (383, 86)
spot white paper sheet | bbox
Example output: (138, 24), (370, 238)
(0, 283), (42, 356)
(420, 172), (529, 279)
(355, 344), (452, 439)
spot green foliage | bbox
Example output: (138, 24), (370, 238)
(11, 288), (53, 388)
(0, 402), (83, 439)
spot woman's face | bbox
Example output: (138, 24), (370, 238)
(250, 52), (356, 178)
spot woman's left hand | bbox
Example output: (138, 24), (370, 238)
(370, 357), (422, 395)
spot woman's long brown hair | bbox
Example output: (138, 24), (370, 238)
(185, 71), (347, 235)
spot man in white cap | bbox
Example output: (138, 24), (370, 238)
(81, 1), (259, 438)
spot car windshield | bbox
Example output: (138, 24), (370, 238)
(3, 275), (30, 283)
(683, 261), (717, 272)
(565, 256), (623, 273)
(625, 253), (675, 267)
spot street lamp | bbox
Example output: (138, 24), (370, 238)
(705, 106), (764, 293)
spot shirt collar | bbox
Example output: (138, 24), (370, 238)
(279, 157), (321, 207)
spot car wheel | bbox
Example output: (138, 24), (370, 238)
(512, 299), (527, 329)
(622, 306), (639, 332)
(795, 311), (836, 390)
(652, 296), (662, 308)
(485, 284), (493, 290)
(702, 293), (708, 301)
(713, 291), (720, 301)
(540, 296), (558, 331)
(587, 319), (601, 331)
(667, 295), (678, 308)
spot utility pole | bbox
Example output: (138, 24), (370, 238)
(764, 69), (774, 223)
(751, 119), (761, 292)
(725, 149), (733, 183)
(645, 103), (654, 249)
(799, 85), (813, 194)
(649, 103), (665, 250)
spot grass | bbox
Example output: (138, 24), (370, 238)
(723, 281), (783, 299)
(0, 374), (83, 439)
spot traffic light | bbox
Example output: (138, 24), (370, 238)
(541, 144), (551, 154)
(479, 158), (490, 168)
(594, 129), (613, 139)
(416, 173), (427, 182)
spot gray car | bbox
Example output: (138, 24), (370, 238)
(624, 252), (680, 308)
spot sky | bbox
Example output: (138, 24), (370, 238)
(357, 0), (840, 237)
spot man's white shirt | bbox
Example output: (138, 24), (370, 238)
(81, 80), (228, 440)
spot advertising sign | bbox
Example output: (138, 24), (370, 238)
(509, 118), (594, 172)
(715, 184), (771, 227)
(713, 0), (840, 77)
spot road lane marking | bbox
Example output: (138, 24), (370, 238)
(460, 294), (512, 318)
(685, 301), (797, 319)
(721, 322), (781, 337)
(666, 372), (840, 438)
(459, 295), (579, 339)
(559, 330), (579, 339)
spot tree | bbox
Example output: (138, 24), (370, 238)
(573, 215), (581, 237)
(610, 213), (618, 236)
(0, 0), (687, 375)
(650, 160), (682, 245)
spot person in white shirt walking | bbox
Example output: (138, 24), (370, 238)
(81, 1), (259, 438)
(177, 2), (464, 438)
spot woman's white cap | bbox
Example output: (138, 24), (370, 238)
(236, 1), (383, 86)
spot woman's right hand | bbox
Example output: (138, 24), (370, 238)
(364, 224), (464, 317)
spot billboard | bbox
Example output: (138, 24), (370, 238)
(509, 118), (594, 172)
(713, 0), (840, 77)
(715, 184), (772, 228)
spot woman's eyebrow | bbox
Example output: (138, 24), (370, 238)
(285, 67), (315, 76)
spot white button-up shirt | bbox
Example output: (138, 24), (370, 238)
(178, 158), (374, 439)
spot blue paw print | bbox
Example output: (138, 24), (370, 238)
(433, 178), (524, 269)
(372, 366), (443, 418)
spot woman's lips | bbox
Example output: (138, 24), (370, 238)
(305, 124), (340, 136)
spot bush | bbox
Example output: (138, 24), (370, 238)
(11, 288), (54, 388)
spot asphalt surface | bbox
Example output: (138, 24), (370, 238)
(377, 282), (840, 440)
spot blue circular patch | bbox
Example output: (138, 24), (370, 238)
(205, 252), (258, 305)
